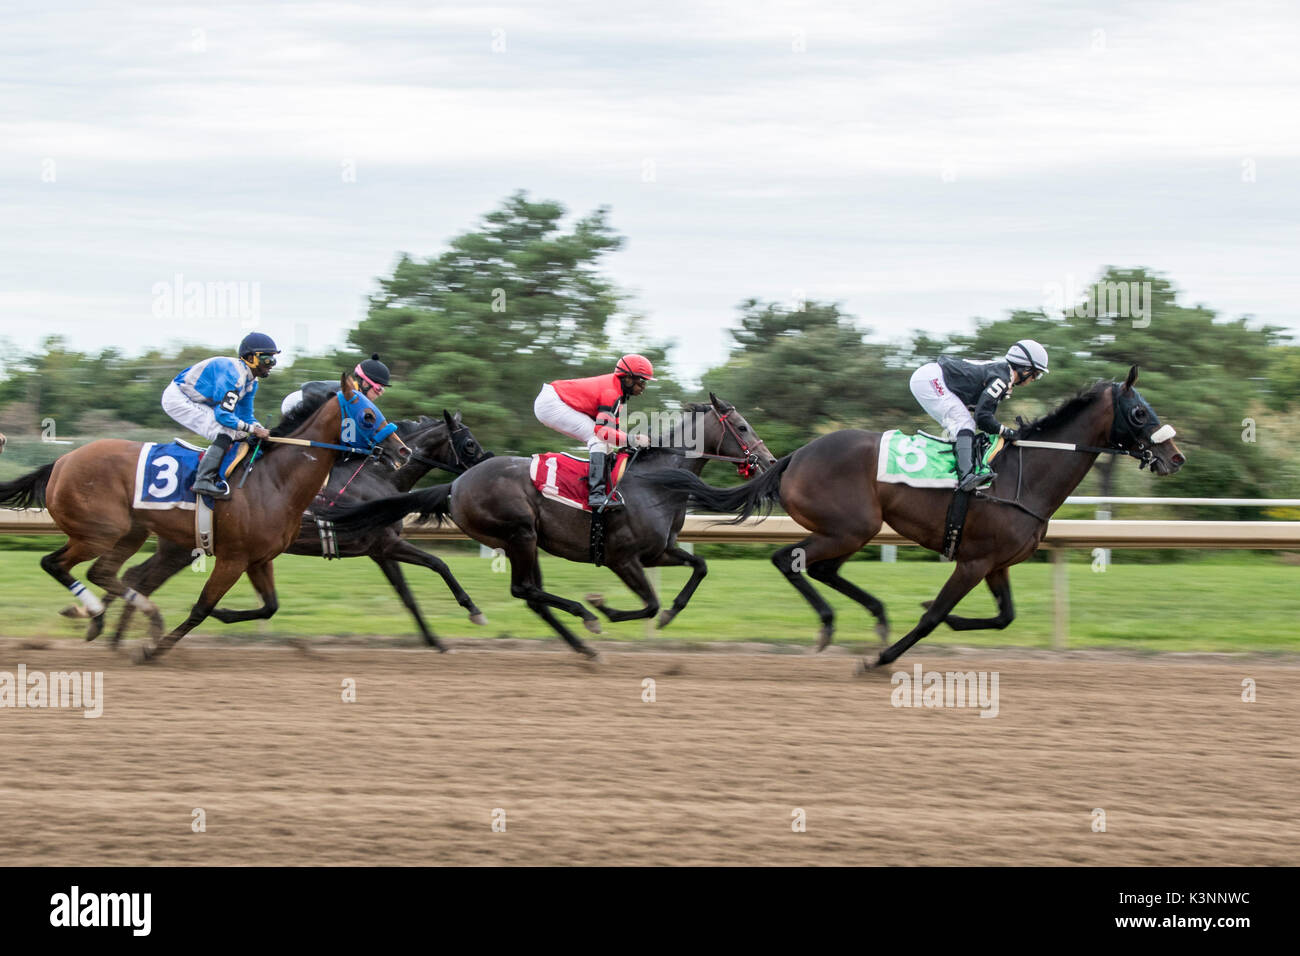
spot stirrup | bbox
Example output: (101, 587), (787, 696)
(957, 470), (994, 492)
(193, 478), (232, 501)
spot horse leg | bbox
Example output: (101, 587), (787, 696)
(84, 525), (162, 643)
(772, 534), (867, 650)
(372, 555), (448, 651)
(649, 545), (707, 629)
(807, 555), (890, 648)
(926, 566), (1014, 631)
(586, 559), (660, 623)
(41, 540), (112, 635)
(136, 557), (248, 662)
(110, 544), (190, 647)
(870, 559), (992, 670)
(505, 537), (600, 656)
(382, 537), (487, 626)
(209, 560), (279, 623)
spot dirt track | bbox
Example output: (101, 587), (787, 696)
(0, 638), (1295, 865)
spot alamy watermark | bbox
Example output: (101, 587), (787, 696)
(891, 664), (999, 717)
(0, 665), (103, 718)
(151, 273), (261, 326)
(1043, 275), (1152, 328)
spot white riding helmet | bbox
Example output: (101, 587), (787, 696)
(1006, 339), (1049, 377)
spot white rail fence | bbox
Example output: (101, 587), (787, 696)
(3, 499), (1297, 649)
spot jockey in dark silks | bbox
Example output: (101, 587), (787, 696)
(281, 353), (392, 418)
(162, 332), (280, 500)
(533, 354), (655, 508)
(909, 339), (1050, 491)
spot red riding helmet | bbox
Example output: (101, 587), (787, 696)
(615, 354), (655, 381)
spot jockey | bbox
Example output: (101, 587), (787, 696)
(161, 332), (280, 499)
(534, 354), (655, 508)
(281, 353), (391, 418)
(909, 339), (1049, 492)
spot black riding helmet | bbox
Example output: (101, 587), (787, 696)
(355, 353), (391, 388)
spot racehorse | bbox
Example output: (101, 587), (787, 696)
(0, 374), (410, 661)
(102, 410), (492, 650)
(320, 394), (776, 657)
(637, 367), (1185, 669)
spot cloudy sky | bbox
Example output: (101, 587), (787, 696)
(3, 0), (1297, 381)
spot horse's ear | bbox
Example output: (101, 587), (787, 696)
(442, 409), (455, 430)
(1123, 365), (1139, 392)
(341, 372), (356, 398)
(709, 392), (732, 412)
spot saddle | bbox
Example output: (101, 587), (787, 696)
(132, 439), (259, 556)
(529, 451), (632, 511)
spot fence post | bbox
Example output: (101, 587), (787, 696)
(1052, 547), (1068, 650)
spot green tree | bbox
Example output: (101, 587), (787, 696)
(348, 191), (674, 455)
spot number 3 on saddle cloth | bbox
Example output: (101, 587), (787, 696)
(877, 429), (1007, 560)
(132, 439), (262, 554)
(530, 451), (633, 512)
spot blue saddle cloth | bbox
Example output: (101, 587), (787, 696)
(133, 440), (257, 510)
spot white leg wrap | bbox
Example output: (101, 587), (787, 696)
(68, 581), (105, 616)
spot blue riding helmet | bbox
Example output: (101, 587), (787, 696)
(337, 389), (398, 453)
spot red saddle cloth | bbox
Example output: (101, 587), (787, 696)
(530, 451), (632, 511)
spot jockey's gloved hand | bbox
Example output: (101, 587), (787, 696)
(631, 434), (651, 449)
(999, 424), (1020, 443)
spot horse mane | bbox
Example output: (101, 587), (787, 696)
(262, 390), (334, 455)
(1016, 380), (1113, 438)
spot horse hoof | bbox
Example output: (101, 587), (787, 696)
(585, 593), (603, 605)
(656, 609), (676, 629)
(132, 645), (154, 665)
(581, 649), (602, 663)
(60, 605), (90, 620)
(875, 621), (891, 644)
(84, 614), (105, 642)
(469, 613), (488, 627)
(583, 618), (602, 635)
(816, 625), (833, 652)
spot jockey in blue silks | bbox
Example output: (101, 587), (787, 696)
(161, 332), (280, 499)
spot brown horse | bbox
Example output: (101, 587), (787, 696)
(0, 374), (409, 661)
(639, 367), (1185, 669)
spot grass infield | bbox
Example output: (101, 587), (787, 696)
(0, 549), (1296, 653)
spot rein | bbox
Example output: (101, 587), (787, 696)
(974, 383), (1175, 522)
(646, 408), (769, 476)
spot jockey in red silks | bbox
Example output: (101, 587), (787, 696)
(534, 354), (655, 508)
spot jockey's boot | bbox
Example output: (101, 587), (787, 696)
(587, 450), (619, 510)
(192, 434), (234, 500)
(955, 429), (994, 492)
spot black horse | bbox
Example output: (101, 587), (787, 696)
(104, 411), (492, 650)
(637, 368), (1185, 669)
(321, 394), (776, 657)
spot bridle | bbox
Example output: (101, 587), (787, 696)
(639, 407), (770, 477)
(404, 420), (483, 476)
(976, 383), (1177, 521)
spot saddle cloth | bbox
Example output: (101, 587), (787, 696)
(530, 451), (631, 511)
(132, 439), (254, 511)
(877, 430), (1004, 488)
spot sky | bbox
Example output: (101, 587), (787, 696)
(2, 0), (1297, 382)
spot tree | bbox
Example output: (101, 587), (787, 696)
(348, 191), (675, 455)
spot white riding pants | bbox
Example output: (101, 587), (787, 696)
(162, 381), (241, 441)
(910, 363), (977, 438)
(533, 384), (614, 454)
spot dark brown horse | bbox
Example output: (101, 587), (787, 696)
(320, 394), (776, 657)
(101, 411), (492, 650)
(0, 374), (410, 661)
(639, 367), (1185, 669)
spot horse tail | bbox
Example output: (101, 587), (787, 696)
(637, 455), (791, 524)
(322, 483), (454, 533)
(0, 462), (55, 510)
